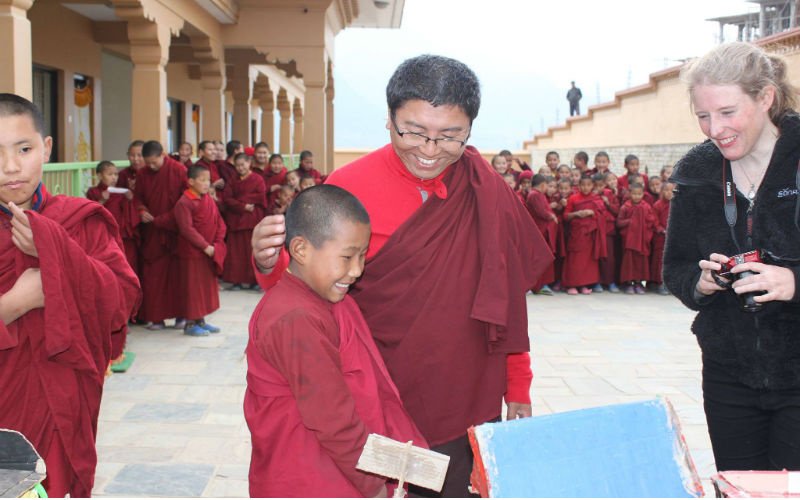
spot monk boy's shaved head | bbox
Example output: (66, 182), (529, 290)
(0, 94), (45, 134)
(285, 185), (370, 250)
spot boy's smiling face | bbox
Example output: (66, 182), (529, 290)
(0, 114), (51, 210)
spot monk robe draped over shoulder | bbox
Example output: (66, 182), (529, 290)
(332, 146), (553, 446)
(618, 201), (656, 256)
(245, 274), (426, 497)
(0, 187), (140, 497)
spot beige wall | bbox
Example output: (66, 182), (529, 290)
(101, 51), (132, 161)
(30, 1), (104, 162)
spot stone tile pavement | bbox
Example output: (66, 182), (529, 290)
(94, 287), (715, 497)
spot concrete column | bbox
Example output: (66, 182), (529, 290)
(325, 80), (334, 173)
(230, 63), (252, 144)
(791, 1), (797, 28)
(303, 83), (327, 168)
(278, 91), (292, 155)
(259, 92), (274, 149)
(0, 0), (34, 98)
(127, 20), (171, 144)
(292, 100), (304, 153)
(759, 3), (767, 36)
(200, 67), (226, 142)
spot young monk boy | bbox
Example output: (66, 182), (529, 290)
(117, 140), (145, 191)
(251, 142), (270, 177)
(136, 140), (188, 329)
(87, 160), (140, 292)
(171, 141), (194, 167)
(0, 94), (140, 497)
(594, 172), (620, 293)
(650, 182), (674, 295)
(525, 174), (558, 295)
(245, 185), (426, 497)
(174, 164), (226, 336)
(194, 141), (223, 191)
(223, 153), (266, 290)
(299, 175), (317, 192)
(297, 149), (323, 184)
(617, 183), (656, 294)
(270, 185), (295, 215)
(264, 153), (288, 200)
(562, 174), (607, 295)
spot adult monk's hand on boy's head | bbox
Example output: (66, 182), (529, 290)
(252, 214), (286, 273)
(8, 203), (37, 258)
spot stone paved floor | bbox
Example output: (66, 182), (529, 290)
(94, 287), (715, 497)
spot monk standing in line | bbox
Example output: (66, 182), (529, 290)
(251, 55), (552, 497)
(0, 94), (139, 496)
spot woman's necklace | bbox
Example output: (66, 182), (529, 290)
(735, 163), (767, 202)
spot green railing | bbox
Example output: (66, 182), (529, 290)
(43, 153), (300, 198)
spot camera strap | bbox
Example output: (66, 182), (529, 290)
(722, 159), (744, 253)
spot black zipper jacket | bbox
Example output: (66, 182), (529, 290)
(664, 112), (800, 390)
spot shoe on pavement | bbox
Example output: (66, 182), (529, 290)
(552, 282), (563, 292)
(579, 286), (593, 295)
(567, 287), (579, 295)
(229, 284), (243, 291)
(656, 284), (670, 296)
(623, 285), (635, 295)
(184, 324), (209, 337)
(535, 285), (554, 296)
(592, 284), (604, 293)
(146, 321), (166, 331)
(634, 284), (646, 295)
(173, 318), (187, 330)
(200, 321), (221, 333)
(608, 283), (621, 293)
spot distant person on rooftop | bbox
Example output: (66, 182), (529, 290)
(567, 81), (583, 116)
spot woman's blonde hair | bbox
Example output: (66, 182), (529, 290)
(681, 41), (798, 124)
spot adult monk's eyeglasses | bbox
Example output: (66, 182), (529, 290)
(391, 120), (470, 153)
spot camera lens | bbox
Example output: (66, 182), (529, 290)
(736, 270), (764, 312)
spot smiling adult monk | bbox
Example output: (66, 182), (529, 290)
(250, 55), (553, 497)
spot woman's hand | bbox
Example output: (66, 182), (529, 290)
(731, 262), (796, 302)
(696, 253), (730, 296)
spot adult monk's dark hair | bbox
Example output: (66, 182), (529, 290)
(386, 54), (481, 123)
(142, 140), (163, 158)
(285, 185), (370, 250)
(188, 163), (209, 179)
(0, 93), (45, 133)
(128, 140), (144, 151)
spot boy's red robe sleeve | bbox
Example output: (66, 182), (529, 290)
(27, 210), (140, 377)
(256, 312), (385, 497)
(505, 352), (533, 404)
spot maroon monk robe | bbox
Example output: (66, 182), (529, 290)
(263, 167), (288, 205)
(135, 156), (187, 323)
(650, 198), (671, 284)
(245, 273), (427, 497)
(0, 186), (140, 497)
(222, 173), (266, 285)
(562, 192), (607, 288)
(299, 165), (323, 184)
(86, 184), (140, 277)
(174, 190), (226, 320)
(525, 189), (557, 288)
(617, 200), (656, 282)
(335, 146), (552, 447)
(193, 158), (221, 184)
(599, 187), (620, 286)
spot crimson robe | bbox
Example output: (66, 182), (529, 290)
(525, 189), (557, 287)
(116, 166), (138, 190)
(617, 200), (656, 282)
(617, 172), (650, 192)
(0, 187), (140, 497)
(299, 165), (323, 184)
(222, 174), (266, 285)
(174, 190), (226, 320)
(650, 199), (671, 284)
(86, 184), (140, 277)
(135, 156), (187, 322)
(170, 154), (193, 168)
(549, 192), (569, 282)
(562, 192), (607, 288)
(599, 187), (620, 285)
(193, 158), (221, 183)
(245, 273), (426, 497)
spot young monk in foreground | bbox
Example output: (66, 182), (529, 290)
(244, 185), (426, 497)
(0, 93), (140, 496)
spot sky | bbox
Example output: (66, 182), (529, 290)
(332, 0), (757, 150)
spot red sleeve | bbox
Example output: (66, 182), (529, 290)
(257, 312), (385, 497)
(174, 199), (210, 251)
(564, 196), (576, 216)
(86, 187), (101, 202)
(253, 248), (290, 291)
(504, 352), (532, 404)
(617, 204), (632, 229)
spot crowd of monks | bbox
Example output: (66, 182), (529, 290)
(86, 139), (324, 330)
(492, 149), (674, 296)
